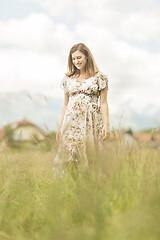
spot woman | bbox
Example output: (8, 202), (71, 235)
(53, 43), (110, 170)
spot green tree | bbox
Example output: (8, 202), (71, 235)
(4, 124), (14, 147)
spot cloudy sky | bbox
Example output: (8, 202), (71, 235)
(0, 0), (160, 130)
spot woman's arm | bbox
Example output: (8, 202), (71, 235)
(57, 93), (69, 133)
(100, 87), (110, 140)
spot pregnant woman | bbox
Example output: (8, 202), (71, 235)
(53, 42), (110, 170)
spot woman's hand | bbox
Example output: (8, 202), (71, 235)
(56, 131), (61, 143)
(101, 125), (110, 141)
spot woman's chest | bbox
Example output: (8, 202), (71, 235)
(67, 77), (99, 95)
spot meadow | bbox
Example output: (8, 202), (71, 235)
(0, 140), (160, 240)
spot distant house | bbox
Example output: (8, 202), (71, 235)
(133, 133), (152, 142)
(0, 119), (48, 149)
(108, 130), (160, 148)
(11, 119), (47, 142)
(133, 133), (160, 147)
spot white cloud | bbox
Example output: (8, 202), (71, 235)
(84, 1), (160, 42)
(33, 0), (83, 18)
(120, 9), (160, 42)
(0, 48), (66, 97)
(0, 13), (75, 54)
(33, 0), (160, 42)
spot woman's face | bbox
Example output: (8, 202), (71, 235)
(71, 50), (87, 71)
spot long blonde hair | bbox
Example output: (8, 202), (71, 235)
(66, 43), (99, 78)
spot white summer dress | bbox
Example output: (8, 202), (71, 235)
(53, 71), (109, 168)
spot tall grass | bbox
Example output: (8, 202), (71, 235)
(0, 141), (160, 240)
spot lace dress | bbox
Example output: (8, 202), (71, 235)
(53, 71), (109, 168)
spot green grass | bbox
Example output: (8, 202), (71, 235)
(0, 141), (160, 240)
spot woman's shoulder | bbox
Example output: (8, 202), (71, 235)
(95, 71), (108, 79)
(95, 71), (109, 90)
(60, 75), (69, 92)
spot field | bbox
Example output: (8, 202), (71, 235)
(0, 141), (160, 240)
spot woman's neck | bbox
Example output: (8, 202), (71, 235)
(76, 69), (87, 77)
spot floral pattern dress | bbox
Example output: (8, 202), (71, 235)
(53, 71), (109, 168)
